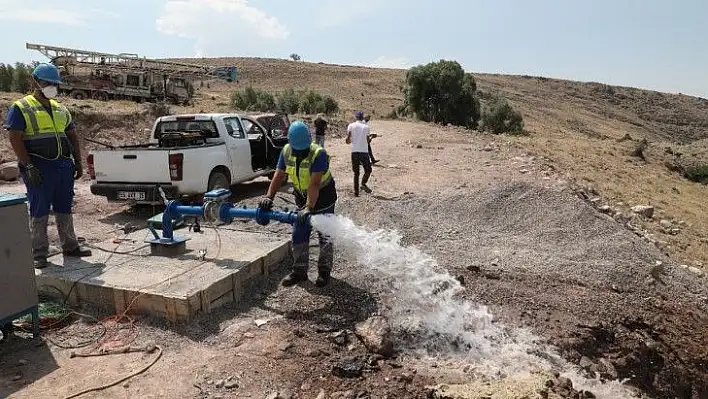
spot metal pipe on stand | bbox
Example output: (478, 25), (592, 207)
(148, 188), (304, 255)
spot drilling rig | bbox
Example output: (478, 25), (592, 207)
(26, 42), (239, 105)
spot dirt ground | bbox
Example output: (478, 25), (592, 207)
(1, 119), (707, 399)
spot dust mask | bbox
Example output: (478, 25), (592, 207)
(41, 85), (58, 99)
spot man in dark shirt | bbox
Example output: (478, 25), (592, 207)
(313, 114), (327, 147)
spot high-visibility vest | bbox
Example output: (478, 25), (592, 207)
(283, 143), (333, 193)
(13, 94), (72, 160)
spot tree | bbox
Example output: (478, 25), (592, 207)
(289, 53), (301, 61)
(403, 59), (480, 128)
(12, 62), (32, 94)
(481, 98), (524, 135)
(0, 64), (13, 92)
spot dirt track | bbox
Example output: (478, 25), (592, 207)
(1, 120), (707, 398)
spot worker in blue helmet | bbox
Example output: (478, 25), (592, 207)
(4, 62), (91, 268)
(258, 120), (338, 287)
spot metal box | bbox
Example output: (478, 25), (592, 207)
(0, 192), (39, 337)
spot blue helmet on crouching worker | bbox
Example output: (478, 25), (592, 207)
(288, 120), (312, 151)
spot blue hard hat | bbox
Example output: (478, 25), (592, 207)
(32, 63), (63, 85)
(354, 111), (363, 120)
(288, 120), (312, 150)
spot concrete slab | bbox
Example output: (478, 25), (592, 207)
(35, 226), (291, 322)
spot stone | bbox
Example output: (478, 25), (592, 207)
(215, 379), (225, 388)
(660, 219), (672, 229)
(315, 389), (326, 399)
(332, 357), (366, 378)
(0, 161), (19, 181)
(224, 380), (238, 389)
(687, 266), (705, 278)
(631, 205), (654, 218)
(354, 316), (395, 357)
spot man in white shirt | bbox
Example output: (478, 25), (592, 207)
(346, 111), (372, 196)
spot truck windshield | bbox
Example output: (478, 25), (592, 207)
(155, 120), (219, 139)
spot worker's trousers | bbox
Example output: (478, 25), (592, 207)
(291, 204), (335, 275)
(351, 152), (372, 195)
(19, 158), (80, 260)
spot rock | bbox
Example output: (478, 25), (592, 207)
(557, 376), (573, 390)
(278, 341), (293, 351)
(17, 359), (28, 366)
(579, 356), (593, 369)
(354, 316), (394, 357)
(466, 265), (481, 273)
(315, 389), (326, 399)
(243, 332), (255, 338)
(0, 161), (19, 181)
(660, 219), (672, 229)
(215, 379), (225, 388)
(224, 380), (238, 389)
(598, 205), (612, 214)
(329, 330), (348, 346)
(332, 357), (366, 378)
(631, 205), (654, 218)
(688, 266), (705, 278)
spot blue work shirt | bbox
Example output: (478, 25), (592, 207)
(277, 147), (336, 211)
(5, 103), (76, 161)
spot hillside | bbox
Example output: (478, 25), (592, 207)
(1, 57), (707, 268)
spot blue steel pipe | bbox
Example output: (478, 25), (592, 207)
(160, 199), (301, 241)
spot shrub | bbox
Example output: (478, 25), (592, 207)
(276, 88), (300, 114)
(481, 98), (524, 135)
(232, 86), (338, 115)
(684, 165), (708, 184)
(403, 59), (481, 128)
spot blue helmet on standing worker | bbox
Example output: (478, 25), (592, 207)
(288, 120), (312, 150)
(32, 63), (63, 85)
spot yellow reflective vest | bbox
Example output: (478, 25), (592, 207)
(13, 94), (72, 160)
(282, 143), (333, 193)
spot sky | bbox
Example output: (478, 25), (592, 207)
(1, 0), (706, 97)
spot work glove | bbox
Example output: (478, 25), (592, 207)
(258, 196), (274, 211)
(73, 161), (83, 180)
(297, 208), (312, 225)
(24, 163), (43, 186)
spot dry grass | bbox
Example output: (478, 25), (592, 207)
(1, 57), (707, 268)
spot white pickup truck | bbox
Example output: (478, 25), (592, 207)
(88, 112), (290, 204)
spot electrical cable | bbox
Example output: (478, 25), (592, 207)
(62, 345), (163, 399)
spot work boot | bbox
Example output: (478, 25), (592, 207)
(361, 184), (372, 194)
(33, 257), (49, 269)
(315, 271), (330, 287)
(63, 247), (92, 257)
(282, 270), (308, 287)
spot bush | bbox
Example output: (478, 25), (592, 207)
(481, 98), (524, 135)
(403, 59), (481, 128)
(684, 165), (708, 184)
(232, 86), (339, 115)
(276, 88), (300, 114)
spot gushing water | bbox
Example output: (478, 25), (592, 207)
(311, 214), (638, 398)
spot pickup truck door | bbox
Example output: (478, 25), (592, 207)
(222, 116), (254, 181)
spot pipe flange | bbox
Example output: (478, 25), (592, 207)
(203, 201), (221, 223)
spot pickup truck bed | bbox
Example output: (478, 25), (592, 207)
(88, 113), (289, 204)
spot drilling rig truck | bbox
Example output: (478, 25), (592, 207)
(26, 42), (239, 105)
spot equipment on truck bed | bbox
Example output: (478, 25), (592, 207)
(26, 42), (239, 105)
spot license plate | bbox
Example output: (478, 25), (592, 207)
(117, 191), (146, 201)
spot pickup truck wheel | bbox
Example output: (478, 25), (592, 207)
(208, 170), (230, 191)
